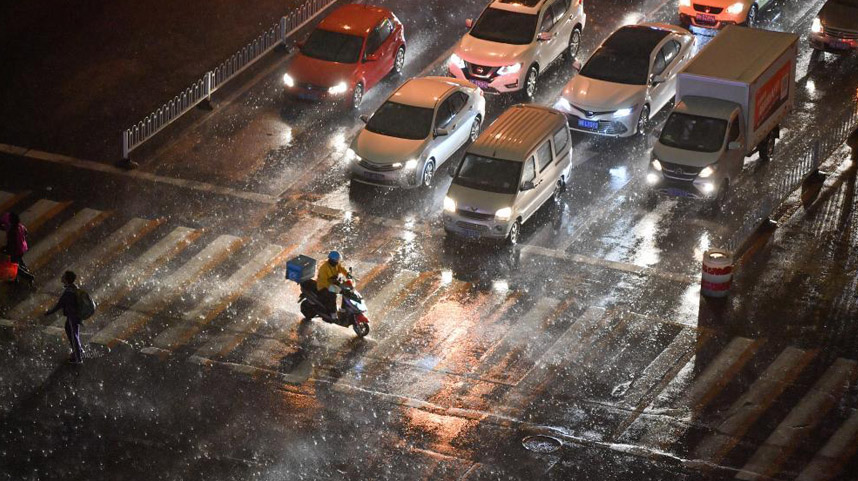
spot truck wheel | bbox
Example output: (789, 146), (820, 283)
(759, 133), (775, 162)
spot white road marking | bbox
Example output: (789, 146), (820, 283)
(796, 407), (858, 481)
(0, 190), (27, 212)
(693, 346), (816, 464)
(737, 358), (858, 481)
(151, 243), (288, 351)
(26, 208), (109, 269)
(90, 233), (241, 346)
(19, 199), (68, 232)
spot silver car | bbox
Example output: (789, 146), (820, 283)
(554, 23), (694, 137)
(348, 77), (486, 189)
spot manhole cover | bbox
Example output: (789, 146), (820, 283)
(521, 435), (562, 453)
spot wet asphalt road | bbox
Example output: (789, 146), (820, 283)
(2, 0), (858, 479)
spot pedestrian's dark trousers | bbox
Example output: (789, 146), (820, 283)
(318, 289), (337, 314)
(10, 254), (34, 283)
(64, 316), (83, 362)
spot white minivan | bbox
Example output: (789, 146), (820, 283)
(443, 104), (572, 244)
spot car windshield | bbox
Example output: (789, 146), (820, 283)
(469, 8), (537, 45)
(365, 101), (434, 140)
(453, 154), (522, 194)
(579, 47), (650, 85)
(660, 112), (727, 153)
(301, 29), (364, 64)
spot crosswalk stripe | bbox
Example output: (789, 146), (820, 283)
(612, 327), (709, 439)
(635, 336), (761, 450)
(737, 358), (858, 481)
(92, 226), (199, 308)
(151, 243), (289, 351)
(20, 199), (69, 232)
(26, 208), (110, 270)
(9, 217), (163, 323)
(368, 270), (427, 338)
(477, 297), (564, 385)
(693, 346), (816, 464)
(796, 407), (858, 481)
(90, 235), (243, 346)
(0, 190), (27, 212)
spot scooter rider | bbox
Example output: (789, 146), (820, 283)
(317, 251), (349, 318)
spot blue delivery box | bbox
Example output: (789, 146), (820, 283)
(286, 255), (316, 283)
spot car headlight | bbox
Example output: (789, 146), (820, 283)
(726, 2), (744, 14)
(443, 196), (457, 213)
(651, 158), (662, 171)
(328, 82), (348, 95)
(450, 53), (466, 69)
(495, 207), (512, 221)
(404, 159), (418, 170)
(812, 17), (823, 34)
(346, 148), (357, 161)
(613, 107), (634, 118)
(679, 0), (691, 6)
(497, 63), (522, 76)
(698, 165), (716, 178)
(554, 98), (572, 111)
(283, 73), (295, 88)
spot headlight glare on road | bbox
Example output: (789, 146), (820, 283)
(443, 196), (457, 213)
(283, 73), (295, 87)
(812, 17), (823, 34)
(726, 2), (744, 14)
(495, 207), (512, 221)
(450, 53), (466, 69)
(328, 82), (348, 95)
(497, 63), (522, 76)
(698, 165), (716, 178)
(651, 158), (662, 171)
(613, 107), (634, 118)
(404, 159), (419, 170)
(646, 173), (660, 185)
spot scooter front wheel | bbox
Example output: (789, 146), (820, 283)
(353, 321), (370, 338)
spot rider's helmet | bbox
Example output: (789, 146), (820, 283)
(328, 251), (341, 264)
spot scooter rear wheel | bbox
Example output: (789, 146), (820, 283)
(353, 322), (370, 338)
(300, 301), (315, 321)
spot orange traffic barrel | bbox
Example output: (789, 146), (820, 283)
(701, 248), (733, 298)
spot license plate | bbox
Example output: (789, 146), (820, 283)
(472, 80), (490, 89)
(666, 188), (693, 198)
(577, 119), (599, 130)
(362, 172), (385, 181)
(828, 40), (852, 50)
(298, 93), (319, 100)
(459, 228), (481, 239)
(696, 13), (716, 24)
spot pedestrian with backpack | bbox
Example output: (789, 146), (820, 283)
(44, 271), (94, 364)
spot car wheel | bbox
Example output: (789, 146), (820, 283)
(636, 105), (650, 136)
(393, 46), (406, 75)
(421, 160), (435, 188)
(522, 66), (538, 101)
(351, 83), (364, 109)
(745, 4), (758, 27)
(469, 117), (481, 142)
(507, 219), (521, 246)
(566, 28), (582, 61)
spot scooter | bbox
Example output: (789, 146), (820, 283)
(297, 269), (370, 337)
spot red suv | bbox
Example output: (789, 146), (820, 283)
(282, 4), (406, 108)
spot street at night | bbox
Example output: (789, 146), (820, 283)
(2, 0), (858, 479)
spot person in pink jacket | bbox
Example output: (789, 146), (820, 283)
(3, 212), (35, 286)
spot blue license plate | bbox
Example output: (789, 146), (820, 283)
(578, 119), (599, 130)
(362, 172), (384, 181)
(472, 80), (490, 89)
(829, 40), (852, 50)
(666, 188), (693, 198)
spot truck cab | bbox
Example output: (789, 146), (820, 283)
(649, 97), (745, 201)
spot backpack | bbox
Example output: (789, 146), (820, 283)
(76, 289), (97, 320)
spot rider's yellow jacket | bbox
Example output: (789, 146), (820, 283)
(316, 260), (348, 291)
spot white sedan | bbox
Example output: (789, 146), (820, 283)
(554, 23), (694, 137)
(348, 77), (486, 189)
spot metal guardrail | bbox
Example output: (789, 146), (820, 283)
(121, 0), (337, 161)
(724, 101), (858, 253)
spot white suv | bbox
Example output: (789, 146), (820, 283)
(448, 0), (586, 100)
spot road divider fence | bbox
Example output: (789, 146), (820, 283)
(724, 100), (858, 255)
(120, 0), (338, 162)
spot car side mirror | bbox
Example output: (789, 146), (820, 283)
(359, 114), (369, 124)
(728, 140), (741, 151)
(465, 18), (473, 28)
(520, 180), (535, 191)
(434, 128), (449, 138)
(537, 32), (553, 42)
(365, 52), (380, 62)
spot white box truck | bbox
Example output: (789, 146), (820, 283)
(647, 26), (798, 204)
